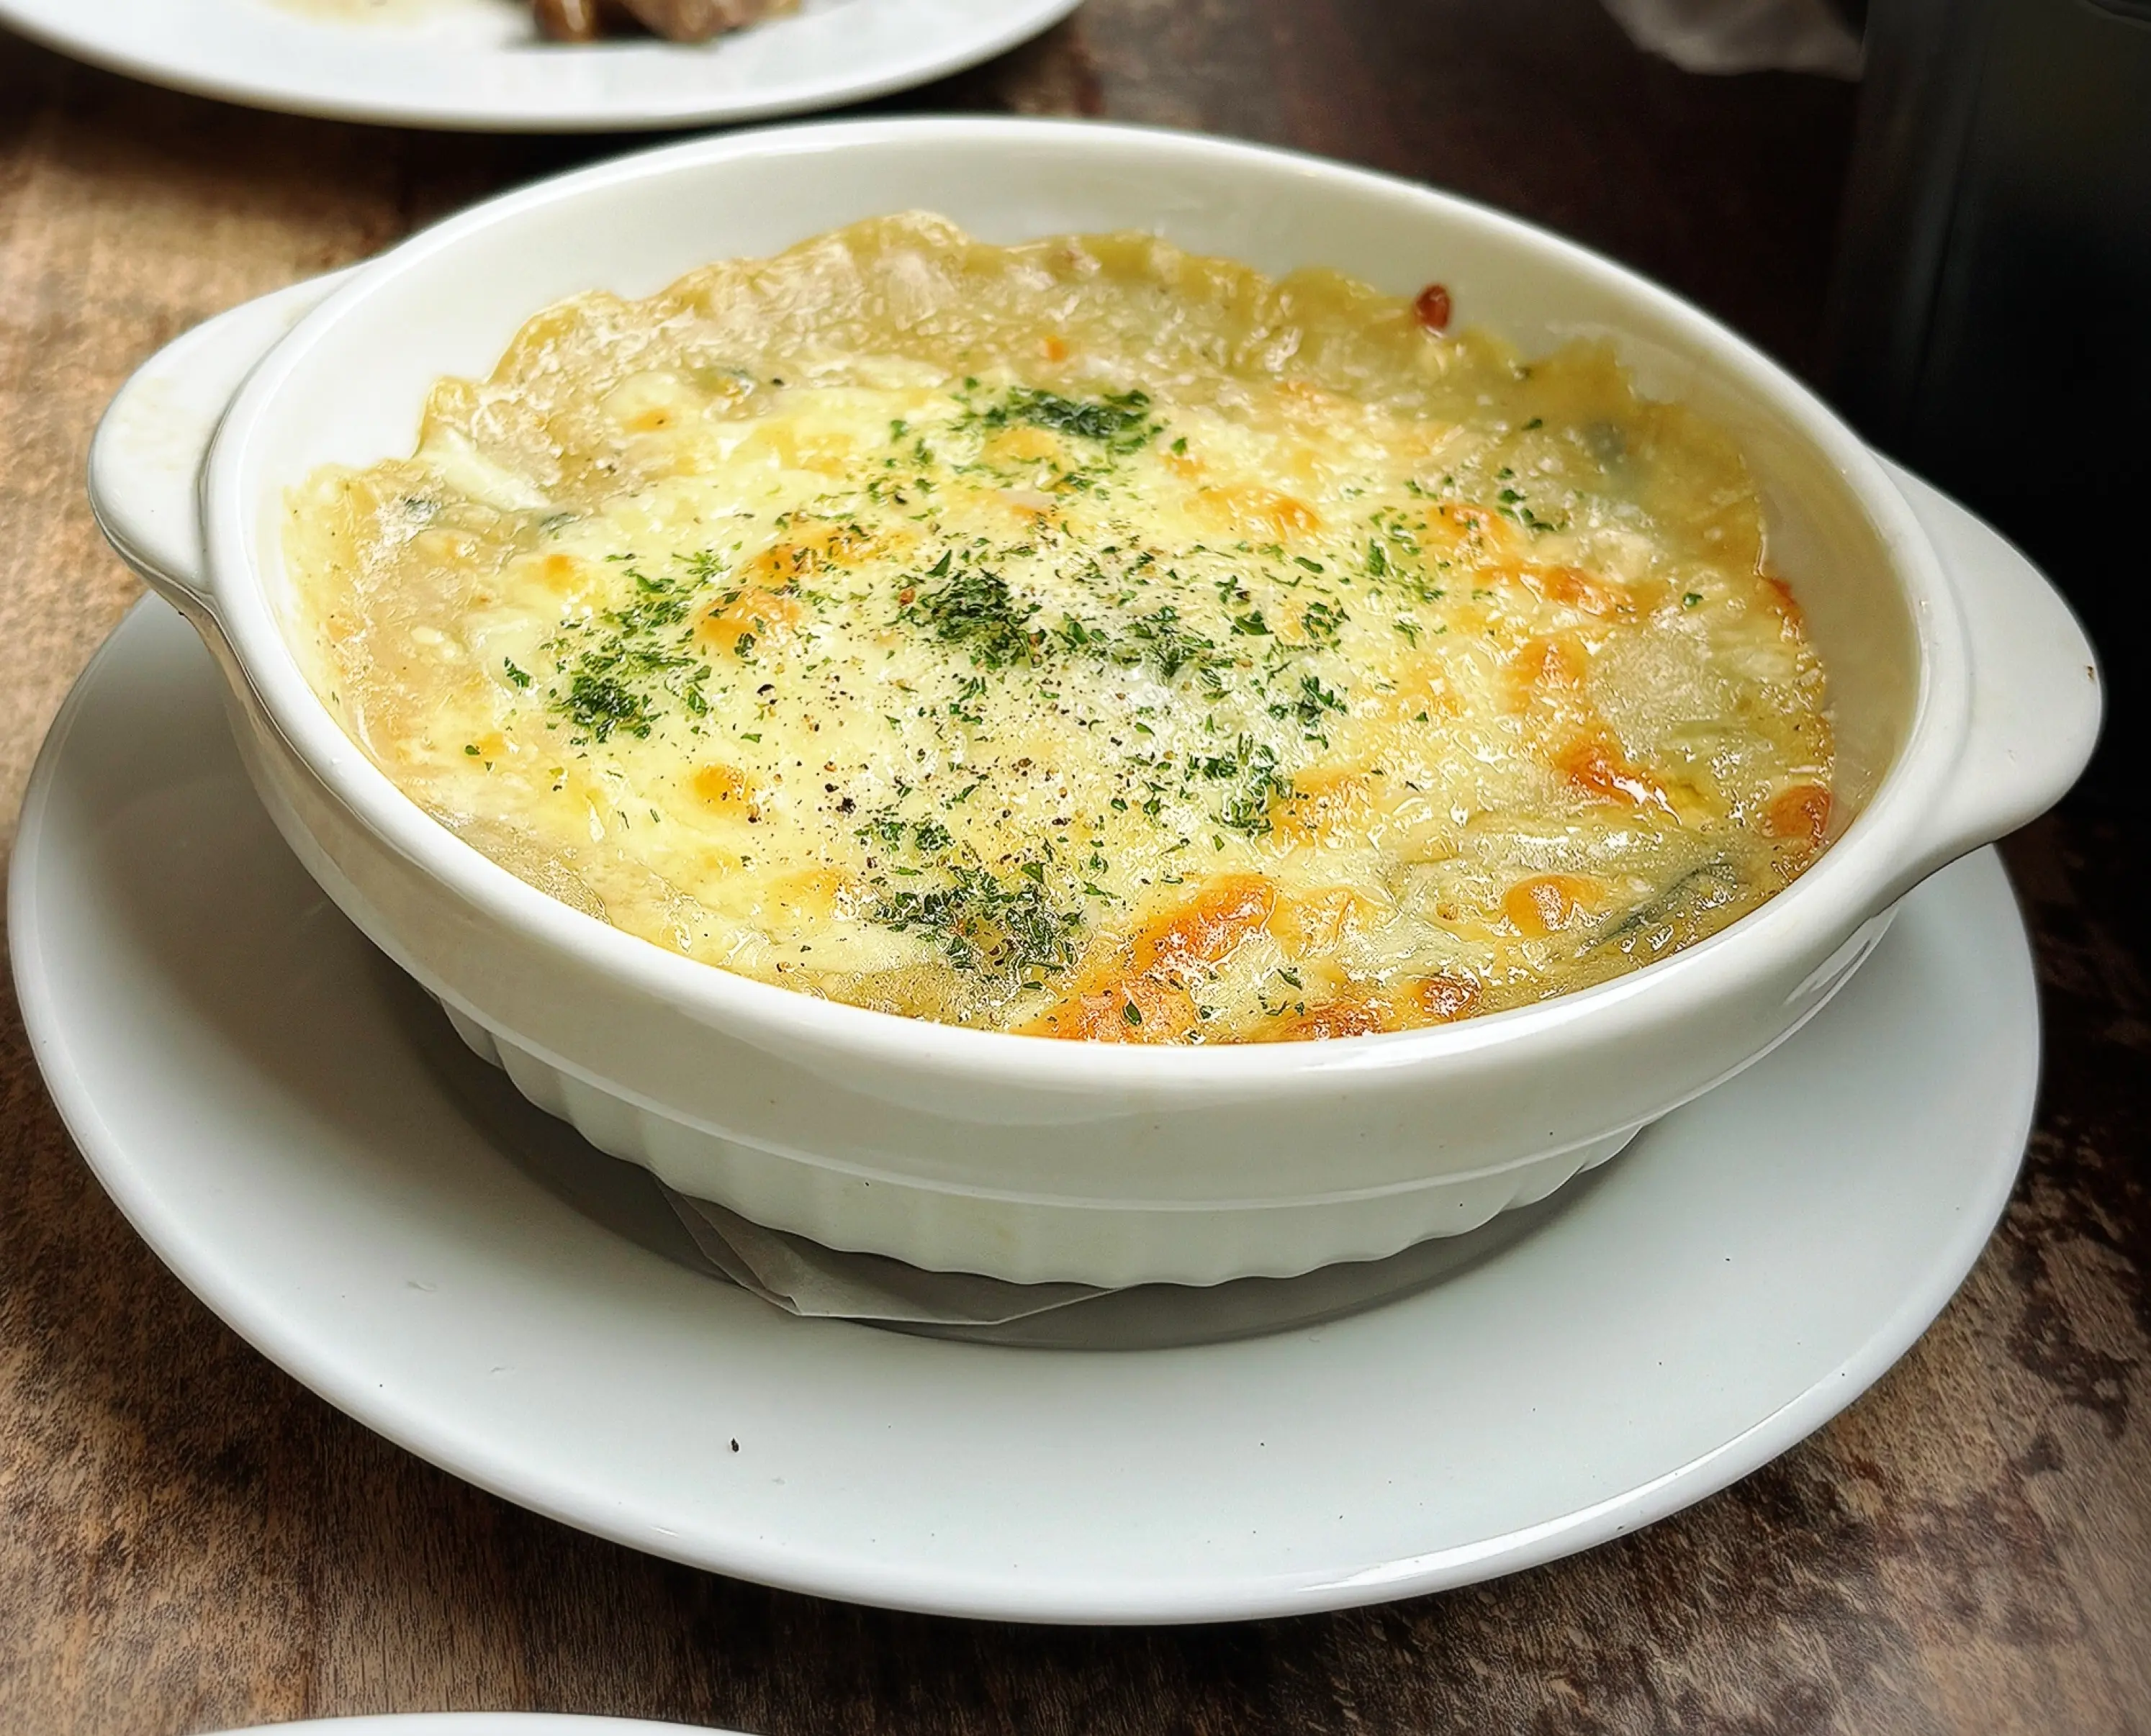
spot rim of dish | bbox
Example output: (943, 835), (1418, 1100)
(202, 116), (1962, 1085)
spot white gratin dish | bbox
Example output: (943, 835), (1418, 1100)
(86, 118), (2100, 1288)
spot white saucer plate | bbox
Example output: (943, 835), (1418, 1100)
(207, 1720), (727, 1736)
(0, 0), (1079, 132)
(12, 600), (2039, 1624)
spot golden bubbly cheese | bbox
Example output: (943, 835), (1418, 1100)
(287, 214), (1834, 1043)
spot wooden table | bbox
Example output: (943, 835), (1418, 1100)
(2, 6), (2146, 1731)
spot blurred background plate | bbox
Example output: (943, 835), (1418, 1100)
(0, 0), (1080, 130)
(204, 1719), (732, 1736)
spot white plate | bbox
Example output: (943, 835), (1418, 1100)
(11, 599), (2039, 1624)
(207, 1721), (729, 1736)
(0, 0), (1078, 131)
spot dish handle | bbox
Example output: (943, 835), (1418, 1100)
(1881, 458), (2101, 900)
(86, 271), (356, 625)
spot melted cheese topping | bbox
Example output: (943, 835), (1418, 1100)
(288, 215), (1833, 1043)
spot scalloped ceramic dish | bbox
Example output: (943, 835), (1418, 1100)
(86, 118), (2099, 1287)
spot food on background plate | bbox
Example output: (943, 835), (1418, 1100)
(287, 214), (1834, 1044)
(533, 0), (793, 43)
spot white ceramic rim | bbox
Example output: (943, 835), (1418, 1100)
(199, 117), (1965, 1092)
(0, 0), (1083, 132)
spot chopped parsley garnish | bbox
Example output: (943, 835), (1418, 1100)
(1299, 600), (1347, 646)
(948, 673), (989, 724)
(534, 556), (714, 746)
(1284, 673), (1347, 732)
(1194, 734), (1294, 836)
(558, 669), (659, 743)
(1118, 605), (1228, 684)
(980, 386), (1160, 455)
(873, 860), (1083, 987)
(901, 553), (1042, 669)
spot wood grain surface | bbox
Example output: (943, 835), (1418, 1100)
(1, 5), (2146, 1732)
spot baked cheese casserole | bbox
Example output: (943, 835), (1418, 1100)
(288, 215), (1834, 1042)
